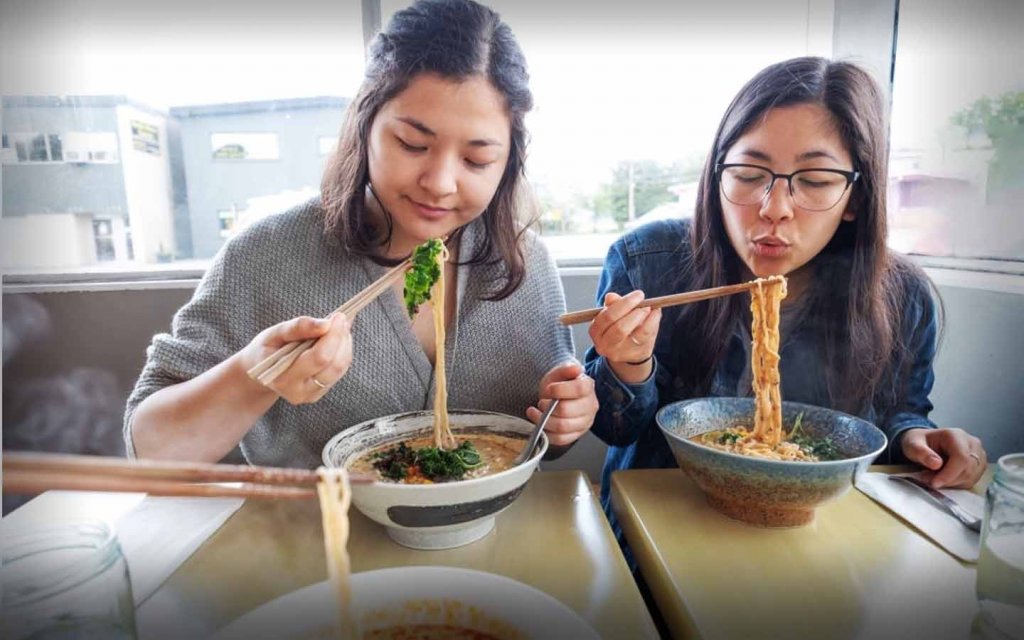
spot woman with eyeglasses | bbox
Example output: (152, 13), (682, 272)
(584, 57), (988, 561)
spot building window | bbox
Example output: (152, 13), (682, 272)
(63, 132), (120, 164)
(211, 133), (280, 161)
(889, 0), (1023, 261)
(218, 208), (241, 238)
(93, 218), (116, 261)
(4, 132), (64, 163)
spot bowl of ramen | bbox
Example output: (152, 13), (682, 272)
(322, 409), (545, 550)
(213, 566), (600, 640)
(657, 397), (887, 527)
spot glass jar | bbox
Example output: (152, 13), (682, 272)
(1, 521), (137, 640)
(975, 453), (1024, 640)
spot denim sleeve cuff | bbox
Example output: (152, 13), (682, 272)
(592, 355), (658, 414)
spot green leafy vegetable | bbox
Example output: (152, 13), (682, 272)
(371, 440), (484, 482)
(403, 238), (444, 318)
(718, 431), (741, 445)
(787, 412), (842, 461)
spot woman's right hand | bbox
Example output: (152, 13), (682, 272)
(588, 290), (661, 383)
(241, 313), (353, 404)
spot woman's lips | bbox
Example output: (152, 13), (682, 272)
(751, 239), (790, 258)
(410, 198), (452, 220)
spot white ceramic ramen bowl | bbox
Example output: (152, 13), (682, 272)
(322, 409), (547, 550)
(213, 566), (600, 640)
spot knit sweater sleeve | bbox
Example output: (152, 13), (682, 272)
(122, 229), (263, 458)
(520, 231), (576, 373)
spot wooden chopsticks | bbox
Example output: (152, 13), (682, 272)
(247, 258), (412, 386)
(2, 451), (374, 500)
(559, 280), (761, 326)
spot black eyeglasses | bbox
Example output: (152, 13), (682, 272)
(715, 163), (860, 212)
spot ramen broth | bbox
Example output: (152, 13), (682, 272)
(363, 625), (503, 640)
(350, 432), (525, 483)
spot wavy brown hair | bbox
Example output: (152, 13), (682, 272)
(673, 56), (938, 416)
(320, 0), (534, 300)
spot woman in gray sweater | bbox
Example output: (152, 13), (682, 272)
(125, 0), (598, 468)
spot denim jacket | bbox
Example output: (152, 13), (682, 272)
(585, 219), (938, 559)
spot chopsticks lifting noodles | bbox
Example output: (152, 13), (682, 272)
(2, 451), (374, 499)
(247, 257), (412, 386)
(558, 280), (761, 326)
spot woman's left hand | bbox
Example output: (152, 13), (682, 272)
(528, 361), (598, 448)
(900, 427), (988, 489)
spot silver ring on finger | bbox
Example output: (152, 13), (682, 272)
(311, 377), (328, 390)
(969, 452), (981, 466)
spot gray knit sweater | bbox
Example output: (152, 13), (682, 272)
(124, 199), (574, 469)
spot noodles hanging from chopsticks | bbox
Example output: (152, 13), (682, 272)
(431, 243), (456, 450)
(317, 467), (354, 640)
(750, 276), (787, 447)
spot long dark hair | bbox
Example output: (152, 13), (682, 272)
(320, 0), (533, 300)
(673, 56), (934, 416)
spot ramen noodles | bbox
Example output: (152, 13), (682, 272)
(317, 467), (354, 640)
(429, 242), (456, 451)
(692, 276), (839, 462)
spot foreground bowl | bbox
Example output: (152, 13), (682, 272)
(213, 566), (600, 640)
(657, 398), (886, 527)
(322, 409), (546, 550)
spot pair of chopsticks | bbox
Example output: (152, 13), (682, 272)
(247, 257), (412, 386)
(559, 280), (761, 326)
(2, 451), (374, 500)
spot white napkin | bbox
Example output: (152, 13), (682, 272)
(0, 491), (244, 605)
(855, 472), (984, 562)
(113, 495), (245, 605)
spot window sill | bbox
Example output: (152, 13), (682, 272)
(4, 256), (1023, 295)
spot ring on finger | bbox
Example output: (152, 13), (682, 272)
(969, 452), (982, 466)
(629, 335), (641, 346)
(311, 377), (328, 390)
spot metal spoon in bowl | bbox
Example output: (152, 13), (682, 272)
(515, 399), (560, 466)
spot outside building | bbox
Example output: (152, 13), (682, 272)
(2, 95), (349, 271)
(170, 97), (348, 259)
(2, 96), (176, 270)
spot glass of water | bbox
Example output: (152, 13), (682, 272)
(1, 521), (137, 640)
(976, 453), (1024, 639)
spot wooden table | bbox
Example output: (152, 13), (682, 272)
(5, 470), (656, 639)
(611, 467), (987, 640)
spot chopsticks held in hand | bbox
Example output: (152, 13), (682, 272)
(2, 451), (374, 500)
(559, 280), (761, 326)
(247, 258), (411, 386)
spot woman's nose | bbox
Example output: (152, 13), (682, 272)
(758, 177), (795, 223)
(418, 155), (458, 198)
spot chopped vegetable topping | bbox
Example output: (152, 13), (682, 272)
(371, 440), (484, 482)
(403, 238), (444, 318)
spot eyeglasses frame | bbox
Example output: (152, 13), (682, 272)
(714, 162), (861, 212)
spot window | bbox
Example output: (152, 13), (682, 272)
(92, 218), (116, 261)
(63, 132), (119, 164)
(380, 0), (837, 262)
(888, 0), (1023, 262)
(0, 0), (365, 273)
(218, 208), (240, 238)
(4, 132), (63, 163)
(211, 133), (280, 161)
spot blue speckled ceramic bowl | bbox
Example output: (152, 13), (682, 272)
(657, 398), (887, 527)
